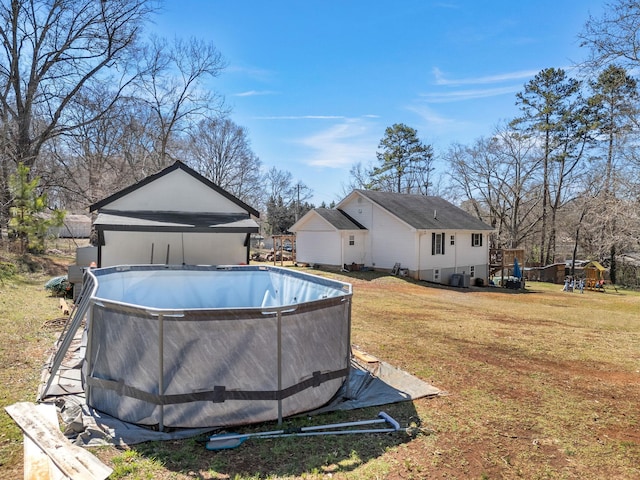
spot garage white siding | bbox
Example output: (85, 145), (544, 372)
(100, 231), (248, 267)
(104, 168), (247, 214)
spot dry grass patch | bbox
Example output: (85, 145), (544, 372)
(1, 260), (639, 479)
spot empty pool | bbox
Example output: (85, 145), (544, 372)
(80, 264), (352, 429)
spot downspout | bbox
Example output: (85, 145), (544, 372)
(454, 233), (458, 274)
(416, 231), (421, 280)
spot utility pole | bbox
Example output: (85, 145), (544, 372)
(295, 183), (300, 222)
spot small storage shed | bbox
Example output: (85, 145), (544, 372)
(89, 161), (259, 267)
(48, 214), (92, 238)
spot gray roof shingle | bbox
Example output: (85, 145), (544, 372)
(314, 208), (367, 230)
(94, 210), (258, 233)
(353, 190), (493, 231)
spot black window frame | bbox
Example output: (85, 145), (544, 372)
(432, 232), (446, 255)
(471, 233), (483, 247)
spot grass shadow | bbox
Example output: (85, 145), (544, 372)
(131, 402), (426, 478)
(298, 265), (539, 295)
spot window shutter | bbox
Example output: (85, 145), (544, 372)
(442, 232), (445, 255)
(471, 234), (474, 247)
(480, 234), (483, 247)
(432, 232), (435, 255)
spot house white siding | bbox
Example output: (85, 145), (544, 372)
(299, 214), (334, 232)
(342, 196), (414, 271)
(417, 231), (489, 283)
(342, 231), (368, 266)
(342, 197), (374, 229)
(370, 206), (415, 270)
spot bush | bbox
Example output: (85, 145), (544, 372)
(0, 261), (17, 281)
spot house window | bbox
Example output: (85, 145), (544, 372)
(434, 269), (440, 281)
(470, 266), (475, 277)
(349, 235), (355, 246)
(450, 235), (455, 246)
(471, 233), (483, 247)
(432, 232), (445, 255)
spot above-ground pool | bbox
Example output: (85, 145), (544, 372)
(80, 265), (352, 429)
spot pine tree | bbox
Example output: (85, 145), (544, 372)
(9, 163), (65, 253)
(370, 124), (434, 194)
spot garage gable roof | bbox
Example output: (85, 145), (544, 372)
(347, 190), (493, 231)
(89, 161), (259, 218)
(314, 208), (367, 230)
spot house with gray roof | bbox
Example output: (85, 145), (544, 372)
(290, 189), (494, 285)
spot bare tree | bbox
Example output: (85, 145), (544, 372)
(491, 127), (544, 249)
(184, 116), (264, 209)
(445, 127), (541, 254)
(135, 36), (227, 172)
(41, 90), (143, 210)
(579, 1), (640, 69)
(342, 161), (371, 196)
(0, 0), (156, 232)
(264, 167), (312, 234)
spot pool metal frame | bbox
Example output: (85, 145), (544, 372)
(41, 264), (353, 431)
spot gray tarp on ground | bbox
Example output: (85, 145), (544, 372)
(39, 264), (441, 446)
(44, 348), (441, 446)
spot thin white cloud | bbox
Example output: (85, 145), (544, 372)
(404, 103), (478, 147)
(254, 115), (346, 120)
(226, 64), (274, 81)
(233, 90), (278, 97)
(406, 104), (456, 127)
(432, 2), (461, 9)
(433, 67), (540, 86)
(297, 118), (378, 169)
(420, 85), (521, 103)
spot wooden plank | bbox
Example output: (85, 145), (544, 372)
(59, 298), (70, 316)
(24, 403), (66, 480)
(5, 402), (113, 480)
(353, 348), (379, 364)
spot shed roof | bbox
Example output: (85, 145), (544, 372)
(347, 190), (494, 231)
(93, 210), (258, 233)
(584, 261), (606, 271)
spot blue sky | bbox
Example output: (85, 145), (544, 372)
(152, 1), (608, 206)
